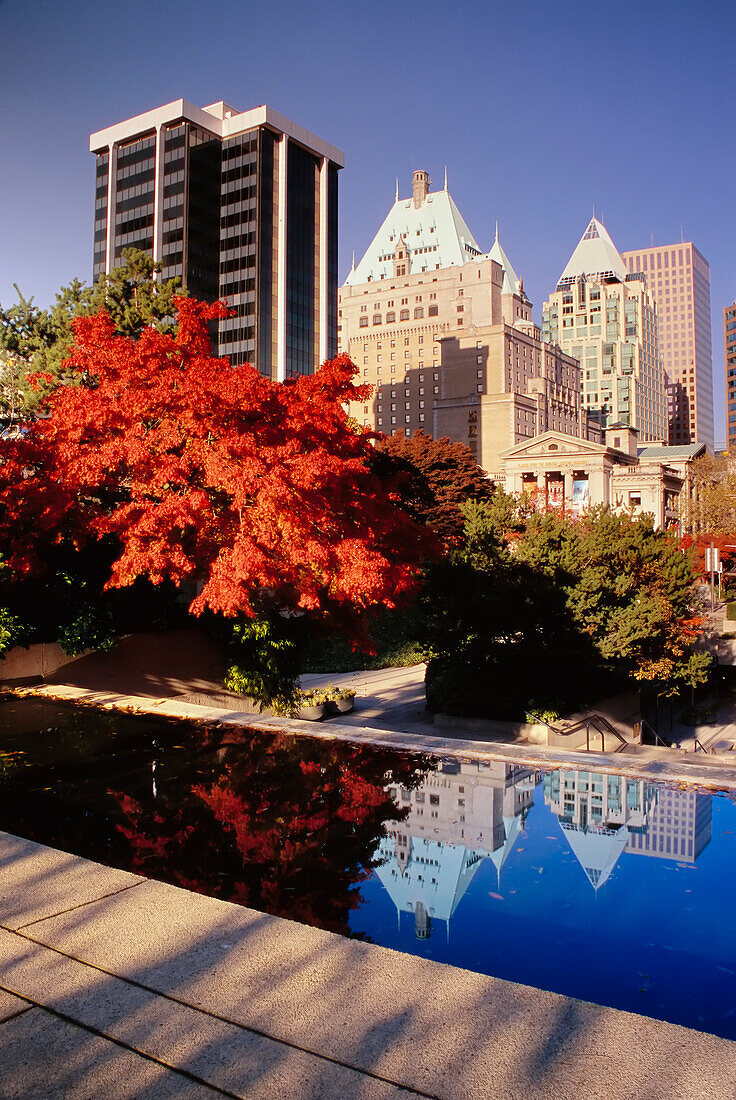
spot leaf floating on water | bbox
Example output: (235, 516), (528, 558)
(488, 892), (504, 901)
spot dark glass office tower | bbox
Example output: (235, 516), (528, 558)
(90, 100), (343, 379)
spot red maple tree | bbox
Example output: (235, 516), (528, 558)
(0, 299), (434, 630)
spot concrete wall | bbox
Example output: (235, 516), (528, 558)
(0, 643), (91, 685)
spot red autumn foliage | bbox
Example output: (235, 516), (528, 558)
(681, 532), (736, 578)
(110, 728), (422, 935)
(0, 298), (435, 629)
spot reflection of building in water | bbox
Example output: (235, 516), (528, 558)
(627, 787), (711, 863)
(377, 760), (536, 939)
(544, 770), (713, 888)
(543, 770), (655, 890)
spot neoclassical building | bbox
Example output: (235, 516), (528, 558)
(500, 426), (702, 531)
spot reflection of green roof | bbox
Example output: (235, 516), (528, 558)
(637, 443), (706, 459)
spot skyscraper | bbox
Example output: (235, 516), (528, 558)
(542, 219), (667, 443)
(622, 243), (713, 450)
(724, 301), (736, 450)
(90, 99), (343, 378)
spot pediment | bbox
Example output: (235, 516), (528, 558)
(499, 431), (609, 460)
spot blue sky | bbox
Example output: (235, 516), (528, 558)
(2, 0), (734, 434)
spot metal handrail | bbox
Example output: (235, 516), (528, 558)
(527, 712), (628, 752)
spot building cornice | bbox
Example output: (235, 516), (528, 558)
(90, 100), (344, 166)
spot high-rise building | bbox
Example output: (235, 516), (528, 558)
(339, 172), (592, 477)
(90, 99), (343, 378)
(542, 219), (667, 442)
(724, 301), (736, 450)
(622, 243), (713, 450)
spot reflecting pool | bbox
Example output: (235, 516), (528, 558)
(1, 695), (735, 1038)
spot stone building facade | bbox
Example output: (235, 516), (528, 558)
(339, 171), (592, 472)
(500, 427), (691, 531)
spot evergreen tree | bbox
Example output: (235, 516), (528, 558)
(0, 250), (182, 420)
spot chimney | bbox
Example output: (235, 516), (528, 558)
(412, 170), (430, 208)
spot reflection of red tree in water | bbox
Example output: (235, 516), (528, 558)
(112, 727), (426, 935)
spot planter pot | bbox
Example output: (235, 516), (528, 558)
(297, 704), (326, 721)
(327, 697), (355, 716)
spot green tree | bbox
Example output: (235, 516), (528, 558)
(424, 503), (708, 720)
(0, 250), (182, 419)
(514, 508), (708, 693)
(422, 501), (597, 719)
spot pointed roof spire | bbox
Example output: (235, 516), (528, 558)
(558, 217), (627, 286)
(489, 227), (521, 296)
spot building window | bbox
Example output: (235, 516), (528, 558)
(386, 311), (395, 323)
(428, 305), (438, 316)
(359, 317), (368, 327)
(400, 309), (409, 321)
(414, 307), (424, 318)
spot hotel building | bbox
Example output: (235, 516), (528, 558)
(377, 760), (537, 939)
(622, 243), (713, 450)
(90, 99), (343, 379)
(542, 219), (667, 443)
(724, 301), (736, 450)
(338, 172), (591, 477)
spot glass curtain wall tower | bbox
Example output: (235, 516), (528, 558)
(90, 100), (343, 379)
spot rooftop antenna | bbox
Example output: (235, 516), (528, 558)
(395, 178), (399, 202)
(495, 219), (499, 243)
(350, 249), (355, 271)
(680, 225), (684, 243)
(443, 165), (448, 191)
(650, 232), (654, 246)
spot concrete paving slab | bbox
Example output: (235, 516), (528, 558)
(0, 929), (419, 1100)
(0, 989), (29, 1023)
(17, 867), (736, 1100)
(0, 832), (144, 930)
(0, 1005), (220, 1098)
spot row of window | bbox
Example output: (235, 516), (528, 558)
(358, 305), (439, 327)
